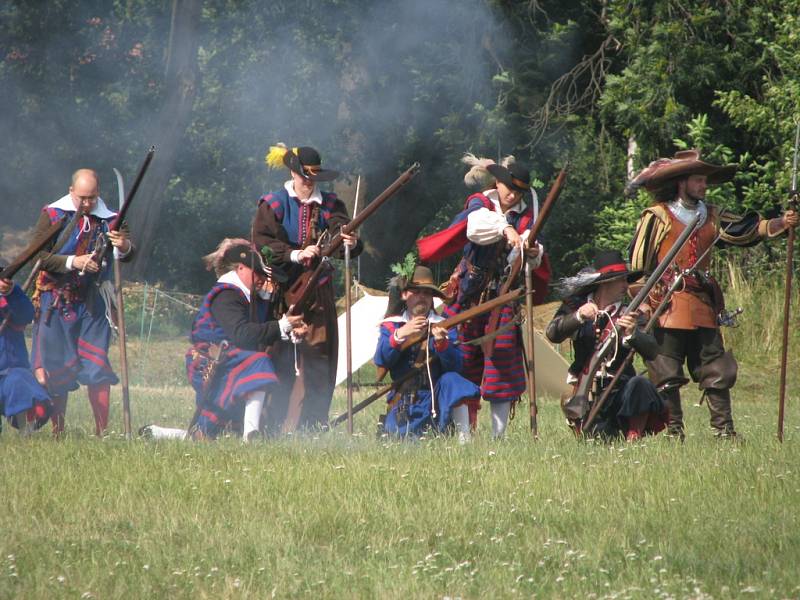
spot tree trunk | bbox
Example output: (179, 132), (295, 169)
(128, 0), (201, 280)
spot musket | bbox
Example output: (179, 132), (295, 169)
(329, 287), (523, 427)
(583, 220), (729, 432)
(80, 146), (155, 278)
(483, 165), (568, 358)
(0, 220), (64, 335)
(778, 121), (800, 442)
(575, 212), (701, 429)
(344, 175), (361, 435)
(0, 218), (65, 282)
(112, 168), (133, 439)
(286, 162), (421, 316)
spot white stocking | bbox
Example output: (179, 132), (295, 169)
(490, 401), (511, 438)
(242, 390), (266, 440)
(452, 403), (471, 443)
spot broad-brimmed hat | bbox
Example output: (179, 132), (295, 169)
(265, 144), (339, 182)
(626, 149), (737, 196)
(486, 162), (531, 193)
(403, 265), (445, 299)
(223, 244), (288, 283)
(557, 249), (641, 298)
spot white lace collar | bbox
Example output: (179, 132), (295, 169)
(284, 179), (323, 205)
(48, 194), (116, 219)
(217, 270), (250, 301)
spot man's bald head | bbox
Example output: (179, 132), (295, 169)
(69, 168), (100, 213)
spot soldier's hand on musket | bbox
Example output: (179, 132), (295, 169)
(783, 209), (799, 228)
(616, 313), (638, 335)
(0, 279), (12, 295)
(524, 241), (541, 259)
(396, 315), (428, 340)
(577, 301), (599, 322)
(503, 225), (522, 249)
(431, 324), (448, 341)
(297, 245), (321, 262)
(341, 231), (358, 249)
(73, 254), (100, 273)
(107, 229), (132, 253)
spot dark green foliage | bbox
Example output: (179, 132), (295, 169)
(1, 0), (799, 295)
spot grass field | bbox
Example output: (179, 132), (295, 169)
(4, 265), (800, 599)
(2, 333), (800, 599)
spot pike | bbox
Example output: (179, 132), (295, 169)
(329, 288), (523, 427)
(112, 168), (133, 439)
(778, 121), (800, 443)
(285, 163), (421, 316)
(482, 165), (568, 358)
(344, 175), (361, 435)
(583, 220), (730, 432)
(575, 212), (701, 430)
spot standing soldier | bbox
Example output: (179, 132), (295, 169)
(30, 169), (133, 436)
(628, 150), (799, 438)
(417, 154), (551, 438)
(253, 144), (360, 431)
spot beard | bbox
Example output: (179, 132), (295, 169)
(410, 302), (430, 317)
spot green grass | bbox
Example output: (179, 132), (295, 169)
(2, 355), (800, 598)
(4, 270), (800, 598)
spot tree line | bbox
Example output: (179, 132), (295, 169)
(1, 0), (798, 293)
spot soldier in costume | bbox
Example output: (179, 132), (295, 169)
(628, 150), (799, 438)
(546, 250), (666, 441)
(376, 266), (479, 441)
(184, 241), (306, 440)
(0, 271), (51, 434)
(30, 169), (133, 436)
(417, 154), (551, 438)
(253, 144), (361, 432)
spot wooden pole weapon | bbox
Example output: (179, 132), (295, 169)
(112, 168), (133, 439)
(344, 175), (361, 435)
(778, 121), (800, 442)
(524, 259), (538, 437)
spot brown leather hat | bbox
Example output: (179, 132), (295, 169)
(627, 149), (737, 195)
(404, 265), (445, 299)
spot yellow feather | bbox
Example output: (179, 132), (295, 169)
(265, 145), (288, 169)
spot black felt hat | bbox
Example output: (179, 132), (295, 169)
(283, 146), (339, 182)
(486, 162), (531, 193)
(557, 249), (642, 298)
(223, 244), (288, 283)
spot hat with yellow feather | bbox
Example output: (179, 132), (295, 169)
(265, 143), (340, 182)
